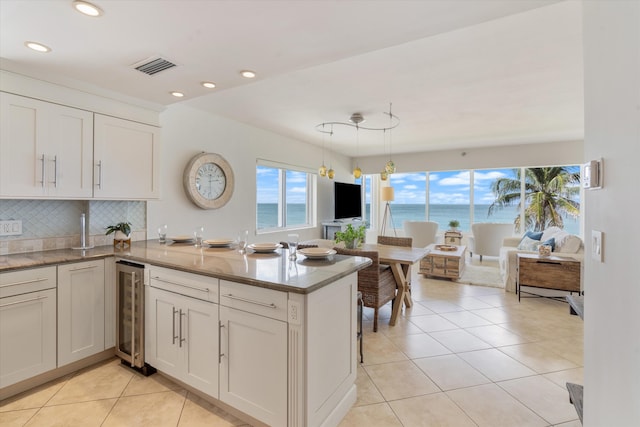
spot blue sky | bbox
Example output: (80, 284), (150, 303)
(388, 169), (516, 205)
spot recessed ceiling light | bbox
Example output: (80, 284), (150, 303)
(25, 41), (52, 53)
(201, 82), (216, 89)
(73, 0), (103, 17)
(170, 91), (185, 98)
(240, 70), (256, 79)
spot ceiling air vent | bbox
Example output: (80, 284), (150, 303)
(132, 56), (177, 76)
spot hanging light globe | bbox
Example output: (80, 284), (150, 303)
(385, 160), (396, 174)
(319, 164), (327, 177)
(353, 166), (362, 179)
(380, 170), (388, 181)
(327, 168), (335, 179)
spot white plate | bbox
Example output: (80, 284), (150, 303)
(170, 235), (194, 243)
(204, 238), (234, 247)
(298, 248), (337, 259)
(248, 243), (282, 253)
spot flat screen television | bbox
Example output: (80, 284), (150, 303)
(334, 182), (362, 220)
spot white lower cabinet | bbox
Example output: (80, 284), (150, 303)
(0, 267), (57, 388)
(147, 268), (219, 397)
(219, 280), (288, 427)
(57, 260), (105, 366)
(219, 305), (288, 427)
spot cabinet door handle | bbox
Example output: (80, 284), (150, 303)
(0, 295), (47, 308)
(68, 265), (97, 272)
(130, 271), (136, 367)
(172, 307), (179, 345)
(0, 277), (48, 288)
(151, 276), (210, 293)
(51, 155), (58, 187)
(223, 293), (277, 309)
(179, 309), (186, 347)
(218, 320), (225, 363)
(96, 160), (103, 189)
(40, 154), (46, 188)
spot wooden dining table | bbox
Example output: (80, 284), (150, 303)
(362, 243), (428, 326)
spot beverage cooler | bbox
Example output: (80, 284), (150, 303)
(115, 260), (155, 375)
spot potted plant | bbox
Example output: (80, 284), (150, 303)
(334, 224), (366, 249)
(448, 219), (460, 231)
(105, 222), (132, 241)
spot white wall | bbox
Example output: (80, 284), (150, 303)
(147, 103), (352, 245)
(583, 2), (640, 426)
(358, 140), (583, 174)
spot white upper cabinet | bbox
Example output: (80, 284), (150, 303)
(0, 92), (93, 198)
(93, 114), (160, 200)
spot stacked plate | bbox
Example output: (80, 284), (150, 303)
(248, 243), (282, 253)
(170, 235), (194, 243)
(297, 247), (337, 259)
(204, 238), (235, 248)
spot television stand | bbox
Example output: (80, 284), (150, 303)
(322, 219), (363, 239)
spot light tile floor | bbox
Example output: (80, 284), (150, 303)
(0, 259), (583, 427)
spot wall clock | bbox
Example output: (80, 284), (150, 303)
(183, 152), (234, 209)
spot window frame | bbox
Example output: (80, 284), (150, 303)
(256, 159), (316, 234)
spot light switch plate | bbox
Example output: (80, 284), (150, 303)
(0, 220), (22, 236)
(591, 230), (603, 262)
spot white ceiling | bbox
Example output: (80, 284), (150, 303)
(0, 0), (584, 157)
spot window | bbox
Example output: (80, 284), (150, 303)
(372, 164), (582, 236)
(474, 168), (519, 226)
(256, 162), (315, 232)
(428, 170), (470, 232)
(356, 175), (372, 228)
(388, 173), (428, 226)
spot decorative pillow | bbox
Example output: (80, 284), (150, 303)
(517, 236), (542, 251)
(541, 227), (563, 242)
(524, 230), (544, 241)
(518, 231), (543, 248)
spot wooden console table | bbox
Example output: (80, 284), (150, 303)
(517, 253), (581, 302)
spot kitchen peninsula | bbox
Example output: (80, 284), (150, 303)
(0, 241), (371, 427)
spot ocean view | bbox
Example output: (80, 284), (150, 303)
(258, 203), (581, 236)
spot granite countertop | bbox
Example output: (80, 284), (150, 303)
(0, 240), (371, 294)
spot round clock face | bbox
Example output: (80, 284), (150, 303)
(183, 153), (234, 209)
(196, 163), (226, 200)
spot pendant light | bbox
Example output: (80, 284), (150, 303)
(318, 124), (327, 177)
(327, 124), (335, 180)
(351, 114), (363, 179)
(385, 103), (396, 174)
(315, 105), (399, 180)
(380, 129), (388, 180)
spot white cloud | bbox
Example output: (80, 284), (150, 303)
(439, 171), (470, 186)
(429, 192), (469, 204)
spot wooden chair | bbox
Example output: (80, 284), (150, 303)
(334, 247), (396, 332)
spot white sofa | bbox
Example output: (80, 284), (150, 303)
(499, 227), (584, 292)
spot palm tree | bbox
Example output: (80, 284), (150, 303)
(488, 167), (581, 232)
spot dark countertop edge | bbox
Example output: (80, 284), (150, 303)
(0, 245), (372, 295)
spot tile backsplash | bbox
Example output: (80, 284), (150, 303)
(0, 199), (146, 255)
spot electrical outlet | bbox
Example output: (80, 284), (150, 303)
(591, 230), (603, 262)
(288, 300), (301, 325)
(0, 220), (22, 236)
